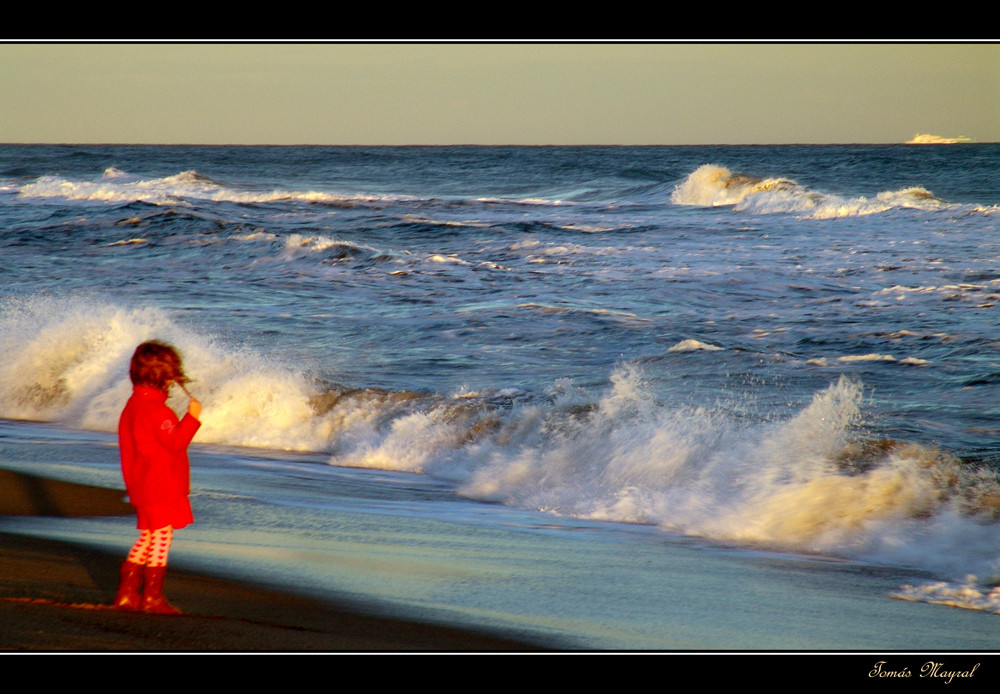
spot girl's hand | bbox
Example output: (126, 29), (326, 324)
(188, 397), (202, 420)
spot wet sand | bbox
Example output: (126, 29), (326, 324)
(0, 469), (540, 652)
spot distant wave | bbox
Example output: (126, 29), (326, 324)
(667, 339), (722, 353)
(13, 167), (590, 211)
(14, 168), (412, 207)
(671, 164), (953, 219)
(281, 234), (395, 266)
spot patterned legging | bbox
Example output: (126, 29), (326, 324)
(126, 526), (174, 568)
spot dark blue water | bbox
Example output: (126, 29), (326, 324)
(2, 144), (1000, 642)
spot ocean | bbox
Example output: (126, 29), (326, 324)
(1, 143), (999, 649)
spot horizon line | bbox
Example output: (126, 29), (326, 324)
(2, 141), (994, 147)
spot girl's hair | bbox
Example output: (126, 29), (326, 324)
(129, 341), (189, 391)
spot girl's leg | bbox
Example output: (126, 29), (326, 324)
(126, 529), (153, 564)
(142, 526), (182, 614)
(146, 526), (174, 568)
(114, 530), (152, 609)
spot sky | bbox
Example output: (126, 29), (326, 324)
(2, 43), (997, 145)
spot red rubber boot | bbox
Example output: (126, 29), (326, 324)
(141, 566), (182, 615)
(113, 561), (144, 610)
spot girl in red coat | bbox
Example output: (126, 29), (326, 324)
(114, 341), (202, 614)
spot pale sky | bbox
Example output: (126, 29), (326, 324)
(2, 43), (997, 145)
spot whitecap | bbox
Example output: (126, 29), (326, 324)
(667, 339), (723, 353)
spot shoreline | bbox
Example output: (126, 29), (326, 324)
(0, 469), (542, 652)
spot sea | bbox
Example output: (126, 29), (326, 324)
(1, 143), (999, 650)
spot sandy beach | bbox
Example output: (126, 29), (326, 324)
(0, 469), (539, 652)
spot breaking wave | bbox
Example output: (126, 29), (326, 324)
(671, 164), (955, 219)
(2, 295), (999, 583)
(14, 168), (411, 207)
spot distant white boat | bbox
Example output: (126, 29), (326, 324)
(906, 133), (973, 144)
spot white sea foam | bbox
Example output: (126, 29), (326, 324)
(427, 253), (469, 265)
(667, 339), (723, 353)
(0, 296), (340, 452)
(0, 297), (178, 426)
(282, 234), (383, 258)
(671, 164), (951, 219)
(3, 295), (998, 580)
(894, 576), (1000, 613)
(837, 353), (897, 363)
(16, 169), (389, 207)
(447, 368), (1000, 576)
(669, 164), (798, 207)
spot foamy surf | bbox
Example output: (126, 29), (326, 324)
(0, 295), (504, 458)
(667, 339), (723, 352)
(3, 294), (999, 584)
(0, 296), (337, 451)
(671, 164), (954, 218)
(13, 169), (410, 207)
(893, 576), (1000, 613)
(10, 167), (586, 211)
(449, 368), (1000, 582)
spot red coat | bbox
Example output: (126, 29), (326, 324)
(118, 385), (201, 530)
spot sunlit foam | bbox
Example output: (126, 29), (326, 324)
(671, 164), (951, 219)
(4, 295), (998, 579)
